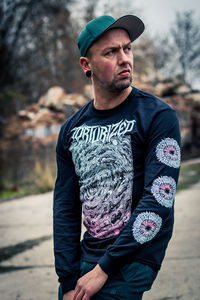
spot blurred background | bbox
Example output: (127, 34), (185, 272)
(0, 0), (200, 198)
(0, 0), (200, 299)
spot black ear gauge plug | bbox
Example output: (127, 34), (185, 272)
(86, 70), (91, 78)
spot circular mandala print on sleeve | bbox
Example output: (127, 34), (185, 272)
(156, 138), (180, 168)
(151, 176), (176, 208)
(132, 212), (162, 244)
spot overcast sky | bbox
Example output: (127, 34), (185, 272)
(134, 0), (200, 35)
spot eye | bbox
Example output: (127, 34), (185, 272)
(105, 49), (116, 56)
(124, 45), (132, 53)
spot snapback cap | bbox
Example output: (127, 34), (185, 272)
(78, 15), (145, 57)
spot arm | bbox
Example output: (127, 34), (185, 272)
(53, 124), (82, 295)
(97, 108), (181, 274)
(63, 290), (75, 300)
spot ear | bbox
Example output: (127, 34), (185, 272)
(80, 57), (91, 76)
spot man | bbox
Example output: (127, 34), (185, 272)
(53, 15), (181, 300)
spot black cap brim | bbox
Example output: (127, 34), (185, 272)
(106, 15), (145, 42)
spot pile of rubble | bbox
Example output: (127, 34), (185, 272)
(2, 76), (200, 142)
(2, 85), (93, 140)
(0, 77), (200, 190)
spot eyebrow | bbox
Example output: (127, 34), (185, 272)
(103, 41), (132, 53)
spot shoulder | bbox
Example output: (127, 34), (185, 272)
(62, 100), (92, 130)
(130, 87), (179, 136)
(58, 100), (93, 145)
(136, 87), (179, 123)
(134, 87), (174, 112)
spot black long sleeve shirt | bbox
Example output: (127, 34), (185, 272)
(53, 86), (181, 294)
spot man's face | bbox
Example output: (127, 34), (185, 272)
(88, 28), (133, 93)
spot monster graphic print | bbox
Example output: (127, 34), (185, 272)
(69, 120), (135, 239)
(151, 176), (176, 208)
(156, 138), (180, 169)
(132, 212), (162, 244)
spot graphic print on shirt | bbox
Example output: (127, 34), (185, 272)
(132, 212), (162, 244)
(69, 120), (135, 239)
(156, 137), (181, 169)
(151, 176), (176, 208)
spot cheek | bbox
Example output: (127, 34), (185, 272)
(92, 59), (116, 81)
(103, 63), (115, 79)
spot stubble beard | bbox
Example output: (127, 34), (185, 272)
(107, 74), (133, 93)
(93, 71), (133, 94)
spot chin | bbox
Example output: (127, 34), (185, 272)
(106, 76), (132, 93)
(116, 80), (132, 90)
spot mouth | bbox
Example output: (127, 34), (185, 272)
(118, 69), (131, 77)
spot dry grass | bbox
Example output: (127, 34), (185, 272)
(34, 161), (56, 193)
(177, 162), (200, 191)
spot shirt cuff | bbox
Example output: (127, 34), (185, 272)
(98, 252), (115, 276)
(60, 275), (78, 295)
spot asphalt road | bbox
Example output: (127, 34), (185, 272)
(0, 182), (200, 300)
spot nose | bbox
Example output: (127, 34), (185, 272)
(118, 49), (130, 65)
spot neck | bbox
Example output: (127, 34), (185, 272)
(93, 86), (132, 110)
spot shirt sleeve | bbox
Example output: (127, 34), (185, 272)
(53, 124), (82, 294)
(98, 108), (181, 275)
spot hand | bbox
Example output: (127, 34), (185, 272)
(73, 264), (108, 300)
(63, 290), (75, 300)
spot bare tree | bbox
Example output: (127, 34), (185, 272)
(84, 0), (98, 23)
(72, 0), (141, 30)
(171, 11), (200, 81)
(154, 10), (200, 83)
(0, 0), (84, 102)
